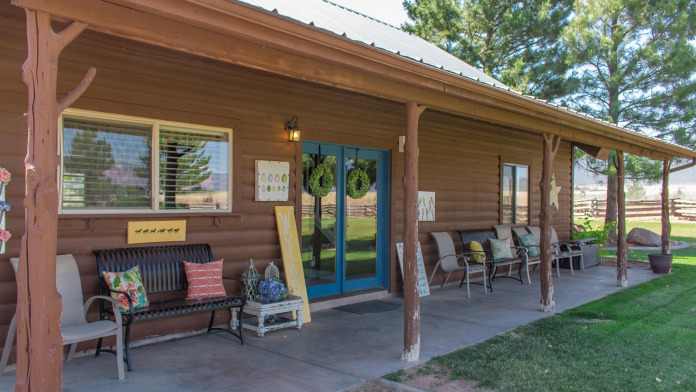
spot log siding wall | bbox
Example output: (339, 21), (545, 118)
(0, 5), (571, 351)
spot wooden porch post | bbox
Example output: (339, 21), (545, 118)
(403, 102), (425, 362)
(616, 151), (628, 287)
(540, 134), (560, 312)
(661, 159), (671, 256)
(16, 8), (94, 391)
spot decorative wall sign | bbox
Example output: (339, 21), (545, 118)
(0, 167), (12, 255)
(255, 160), (290, 202)
(275, 206), (311, 323)
(396, 241), (430, 297)
(417, 191), (436, 222)
(127, 220), (187, 245)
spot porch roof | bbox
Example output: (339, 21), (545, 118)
(235, 0), (696, 161)
(12, 0), (696, 161)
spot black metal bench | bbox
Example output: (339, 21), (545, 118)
(94, 244), (245, 371)
(459, 229), (528, 291)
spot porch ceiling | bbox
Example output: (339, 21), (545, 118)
(11, 0), (696, 161)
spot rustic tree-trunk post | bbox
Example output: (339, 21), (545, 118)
(616, 151), (628, 287)
(16, 9), (94, 392)
(403, 102), (425, 362)
(540, 134), (561, 312)
(661, 159), (671, 256)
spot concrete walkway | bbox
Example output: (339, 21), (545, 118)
(0, 265), (657, 392)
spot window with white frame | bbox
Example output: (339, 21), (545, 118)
(60, 110), (232, 213)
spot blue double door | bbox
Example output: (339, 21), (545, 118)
(301, 142), (390, 299)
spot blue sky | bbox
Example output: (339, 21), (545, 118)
(332, 0), (409, 27)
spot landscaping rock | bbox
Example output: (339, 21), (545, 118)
(626, 228), (662, 247)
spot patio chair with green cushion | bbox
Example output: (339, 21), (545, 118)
(1, 255), (125, 380)
(459, 229), (528, 292)
(430, 232), (487, 298)
(497, 224), (538, 282)
(512, 226), (541, 284)
(526, 226), (584, 276)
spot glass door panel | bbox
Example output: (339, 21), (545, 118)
(301, 146), (340, 295)
(515, 165), (529, 224)
(301, 142), (388, 299)
(344, 152), (378, 280)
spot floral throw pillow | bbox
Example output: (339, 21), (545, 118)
(489, 238), (514, 261)
(519, 233), (540, 257)
(103, 266), (149, 312)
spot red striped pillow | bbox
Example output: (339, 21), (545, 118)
(183, 260), (227, 300)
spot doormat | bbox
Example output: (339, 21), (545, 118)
(335, 300), (401, 315)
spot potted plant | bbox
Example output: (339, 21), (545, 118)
(648, 252), (672, 274)
(648, 225), (672, 274)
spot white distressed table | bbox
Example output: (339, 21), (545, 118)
(231, 295), (304, 337)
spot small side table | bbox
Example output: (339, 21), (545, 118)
(231, 295), (304, 337)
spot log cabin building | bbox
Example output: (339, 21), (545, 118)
(0, 0), (695, 389)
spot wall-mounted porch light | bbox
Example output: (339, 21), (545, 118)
(286, 116), (301, 142)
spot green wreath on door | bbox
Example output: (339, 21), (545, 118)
(308, 162), (334, 198)
(347, 167), (370, 199)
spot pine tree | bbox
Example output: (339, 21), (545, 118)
(403, 0), (575, 100)
(63, 129), (115, 207)
(159, 132), (213, 209)
(564, 0), (696, 235)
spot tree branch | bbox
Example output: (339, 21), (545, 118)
(54, 20), (88, 53)
(58, 67), (96, 113)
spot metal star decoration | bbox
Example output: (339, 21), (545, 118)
(550, 174), (562, 210)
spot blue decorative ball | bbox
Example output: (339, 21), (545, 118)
(257, 279), (288, 304)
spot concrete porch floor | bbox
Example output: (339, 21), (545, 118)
(0, 265), (657, 392)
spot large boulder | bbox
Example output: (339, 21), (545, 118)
(626, 227), (662, 247)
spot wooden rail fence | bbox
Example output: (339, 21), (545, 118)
(301, 204), (377, 217)
(574, 198), (696, 221)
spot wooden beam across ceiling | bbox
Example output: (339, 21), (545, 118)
(11, 0), (691, 160)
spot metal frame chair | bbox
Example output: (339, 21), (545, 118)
(512, 226), (541, 283)
(430, 232), (487, 298)
(1, 255), (125, 380)
(527, 226), (585, 276)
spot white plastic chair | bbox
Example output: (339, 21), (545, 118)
(1, 255), (125, 380)
(430, 232), (487, 298)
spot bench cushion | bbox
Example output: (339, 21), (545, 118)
(184, 260), (226, 300)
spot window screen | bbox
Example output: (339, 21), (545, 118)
(159, 127), (230, 211)
(60, 112), (232, 213)
(61, 118), (151, 210)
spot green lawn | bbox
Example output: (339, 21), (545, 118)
(594, 220), (696, 262)
(301, 216), (378, 279)
(387, 220), (696, 392)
